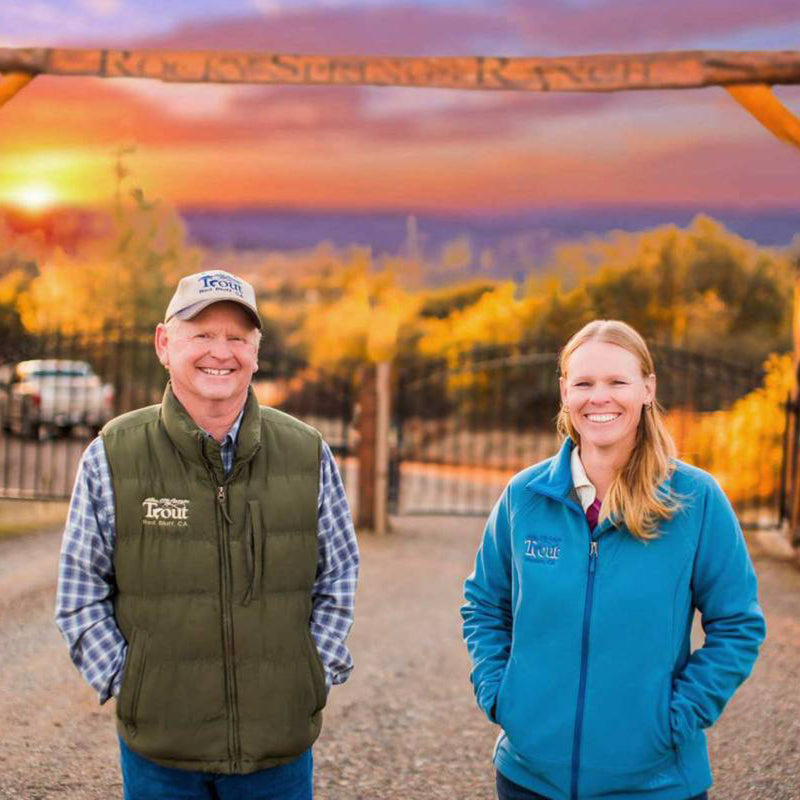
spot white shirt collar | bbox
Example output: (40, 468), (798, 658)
(570, 445), (597, 511)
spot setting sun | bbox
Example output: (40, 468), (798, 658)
(0, 150), (110, 210)
(6, 183), (60, 212)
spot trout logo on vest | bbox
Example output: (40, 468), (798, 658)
(142, 497), (190, 528)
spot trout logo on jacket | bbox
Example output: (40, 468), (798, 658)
(524, 536), (561, 565)
(142, 497), (190, 527)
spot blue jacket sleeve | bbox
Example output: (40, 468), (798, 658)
(461, 485), (514, 724)
(670, 478), (766, 746)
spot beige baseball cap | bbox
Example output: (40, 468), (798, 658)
(165, 270), (262, 329)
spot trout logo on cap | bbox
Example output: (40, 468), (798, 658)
(165, 269), (262, 329)
(198, 273), (245, 297)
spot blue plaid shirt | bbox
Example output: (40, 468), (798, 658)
(55, 410), (359, 703)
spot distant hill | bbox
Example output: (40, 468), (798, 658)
(181, 206), (800, 281)
(3, 205), (796, 285)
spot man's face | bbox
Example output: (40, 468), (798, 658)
(155, 302), (259, 410)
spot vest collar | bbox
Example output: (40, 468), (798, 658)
(160, 383), (262, 475)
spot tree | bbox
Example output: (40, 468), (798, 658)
(296, 249), (421, 368)
(16, 188), (200, 333)
(530, 215), (791, 362)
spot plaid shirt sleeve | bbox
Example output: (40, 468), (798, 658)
(55, 437), (126, 704)
(311, 441), (359, 689)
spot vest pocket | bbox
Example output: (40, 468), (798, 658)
(242, 500), (264, 606)
(304, 628), (327, 713)
(117, 628), (149, 733)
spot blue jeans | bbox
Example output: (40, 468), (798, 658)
(495, 771), (708, 800)
(119, 737), (313, 800)
(495, 770), (552, 799)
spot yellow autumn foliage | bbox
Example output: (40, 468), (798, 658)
(665, 353), (792, 505)
(418, 283), (540, 361)
(537, 215), (791, 360)
(297, 253), (421, 366)
(0, 268), (28, 306)
(16, 193), (198, 333)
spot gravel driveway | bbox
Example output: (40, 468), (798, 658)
(0, 519), (797, 799)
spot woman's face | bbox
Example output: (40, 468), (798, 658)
(560, 339), (655, 457)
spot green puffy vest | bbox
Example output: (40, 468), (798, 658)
(102, 384), (324, 774)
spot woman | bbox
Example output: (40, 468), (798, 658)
(461, 320), (765, 800)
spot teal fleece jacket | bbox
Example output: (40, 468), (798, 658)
(461, 439), (765, 800)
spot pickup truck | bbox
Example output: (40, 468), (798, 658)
(0, 359), (115, 439)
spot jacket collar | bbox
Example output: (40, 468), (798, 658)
(160, 383), (262, 477)
(525, 437), (576, 503)
(526, 438), (618, 536)
(527, 437), (678, 537)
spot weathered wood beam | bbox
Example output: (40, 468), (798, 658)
(2, 47), (798, 153)
(1, 48), (799, 91)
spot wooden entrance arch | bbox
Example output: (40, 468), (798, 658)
(0, 47), (799, 149)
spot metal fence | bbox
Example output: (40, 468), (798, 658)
(0, 327), (788, 531)
(779, 391), (800, 539)
(0, 327), (357, 501)
(390, 343), (783, 528)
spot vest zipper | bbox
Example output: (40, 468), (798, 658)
(216, 483), (242, 772)
(570, 536), (599, 800)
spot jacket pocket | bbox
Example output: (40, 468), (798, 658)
(117, 628), (149, 733)
(583, 670), (675, 772)
(658, 681), (674, 752)
(304, 628), (327, 713)
(492, 663), (511, 725)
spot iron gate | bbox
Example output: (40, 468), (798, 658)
(390, 343), (783, 528)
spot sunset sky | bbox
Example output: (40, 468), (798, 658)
(1, 0), (800, 213)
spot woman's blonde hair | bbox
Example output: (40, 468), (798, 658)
(556, 320), (679, 540)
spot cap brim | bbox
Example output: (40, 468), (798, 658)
(170, 298), (262, 329)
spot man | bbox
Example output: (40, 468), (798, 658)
(56, 269), (359, 800)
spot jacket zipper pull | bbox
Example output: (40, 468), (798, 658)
(589, 540), (599, 573)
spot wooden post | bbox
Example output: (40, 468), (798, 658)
(726, 84), (800, 152)
(357, 364), (376, 531)
(374, 361), (391, 536)
(0, 72), (34, 108)
(789, 257), (800, 546)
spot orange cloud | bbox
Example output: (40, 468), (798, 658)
(1, 8), (798, 212)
